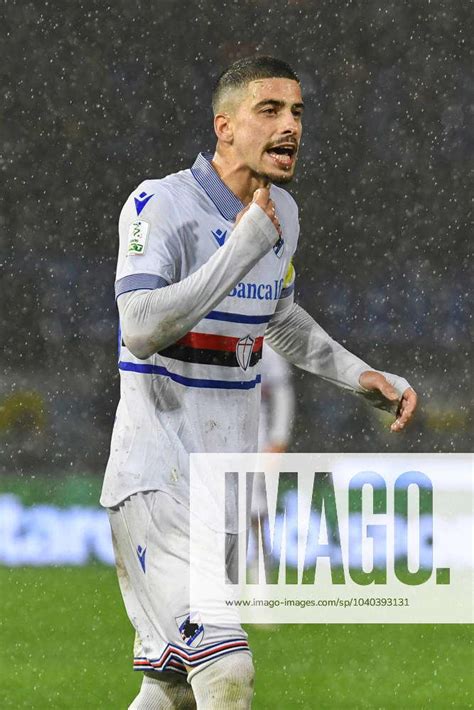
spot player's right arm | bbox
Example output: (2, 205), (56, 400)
(117, 186), (280, 359)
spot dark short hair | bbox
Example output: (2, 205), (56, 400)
(212, 56), (299, 113)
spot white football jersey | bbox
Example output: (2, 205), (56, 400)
(100, 153), (299, 510)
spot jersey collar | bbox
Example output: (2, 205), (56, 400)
(191, 152), (244, 222)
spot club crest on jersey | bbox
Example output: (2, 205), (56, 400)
(127, 220), (149, 256)
(236, 334), (255, 371)
(176, 613), (204, 648)
(273, 236), (285, 258)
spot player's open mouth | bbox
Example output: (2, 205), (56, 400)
(266, 144), (297, 169)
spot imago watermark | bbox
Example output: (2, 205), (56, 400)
(188, 453), (472, 623)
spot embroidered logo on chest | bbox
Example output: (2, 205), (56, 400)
(211, 228), (227, 247)
(273, 236), (285, 258)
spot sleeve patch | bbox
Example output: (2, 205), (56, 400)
(127, 220), (150, 256)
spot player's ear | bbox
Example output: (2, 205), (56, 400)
(214, 113), (233, 144)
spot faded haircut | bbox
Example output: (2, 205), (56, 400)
(212, 56), (300, 114)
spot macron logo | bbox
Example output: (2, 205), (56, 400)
(134, 191), (154, 215)
(211, 228), (227, 247)
(137, 545), (147, 573)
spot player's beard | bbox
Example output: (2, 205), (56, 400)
(271, 171), (295, 185)
(258, 155), (298, 185)
(254, 161), (297, 186)
(258, 169), (295, 185)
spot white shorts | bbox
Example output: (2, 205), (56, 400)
(107, 490), (250, 677)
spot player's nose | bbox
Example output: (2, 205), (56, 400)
(278, 110), (300, 136)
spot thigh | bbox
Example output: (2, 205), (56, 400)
(108, 490), (249, 676)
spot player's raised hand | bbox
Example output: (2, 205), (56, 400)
(235, 187), (282, 237)
(359, 370), (418, 432)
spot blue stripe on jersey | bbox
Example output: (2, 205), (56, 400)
(115, 273), (169, 299)
(118, 361), (261, 390)
(204, 310), (272, 324)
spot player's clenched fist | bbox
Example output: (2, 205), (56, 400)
(235, 186), (282, 238)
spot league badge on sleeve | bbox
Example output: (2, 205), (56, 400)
(127, 220), (150, 256)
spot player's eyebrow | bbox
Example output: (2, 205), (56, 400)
(253, 99), (305, 112)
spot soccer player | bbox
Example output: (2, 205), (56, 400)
(101, 56), (417, 709)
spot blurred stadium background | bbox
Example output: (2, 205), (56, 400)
(1, 1), (472, 707)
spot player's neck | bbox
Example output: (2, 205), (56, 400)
(211, 152), (269, 207)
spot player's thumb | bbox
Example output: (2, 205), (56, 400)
(378, 380), (400, 404)
(252, 186), (269, 208)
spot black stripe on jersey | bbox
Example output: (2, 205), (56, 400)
(158, 344), (262, 368)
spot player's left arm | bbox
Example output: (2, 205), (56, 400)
(266, 270), (417, 432)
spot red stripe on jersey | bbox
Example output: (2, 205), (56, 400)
(177, 332), (264, 353)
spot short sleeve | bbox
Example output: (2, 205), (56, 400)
(114, 181), (181, 299)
